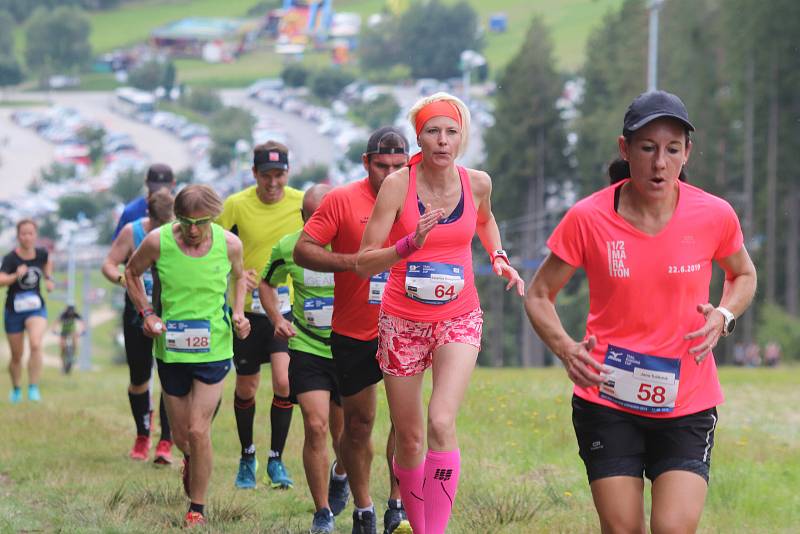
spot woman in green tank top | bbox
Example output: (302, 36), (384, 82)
(125, 184), (250, 527)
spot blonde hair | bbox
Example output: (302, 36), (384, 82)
(147, 189), (174, 226)
(174, 184), (223, 219)
(407, 92), (471, 158)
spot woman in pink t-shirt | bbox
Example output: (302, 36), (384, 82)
(357, 92), (524, 534)
(525, 91), (757, 533)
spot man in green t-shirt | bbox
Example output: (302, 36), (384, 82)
(260, 184), (347, 534)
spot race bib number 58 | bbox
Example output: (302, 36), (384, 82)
(599, 344), (681, 414)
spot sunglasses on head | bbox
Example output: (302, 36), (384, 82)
(177, 215), (213, 227)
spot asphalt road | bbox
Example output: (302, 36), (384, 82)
(0, 91), (192, 200)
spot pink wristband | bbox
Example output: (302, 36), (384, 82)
(394, 233), (421, 259)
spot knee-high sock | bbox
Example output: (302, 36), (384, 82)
(128, 390), (151, 437)
(423, 448), (460, 534)
(234, 394), (256, 456)
(269, 395), (293, 458)
(393, 457), (425, 534)
(159, 393), (172, 442)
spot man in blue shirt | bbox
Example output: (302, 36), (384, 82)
(112, 163), (175, 239)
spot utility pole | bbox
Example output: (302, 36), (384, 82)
(647, 0), (665, 91)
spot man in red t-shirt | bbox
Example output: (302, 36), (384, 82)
(294, 127), (411, 534)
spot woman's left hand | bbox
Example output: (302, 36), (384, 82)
(46, 279), (55, 292)
(493, 259), (525, 296)
(684, 303), (725, 364)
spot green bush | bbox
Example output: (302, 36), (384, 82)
(290, 164), (328, 188)
(351, 93), (400, 129)
(209, 106), (255, 169)
(756, 303), (800, 361)
(281, 63), (308, 88)
(181, 87), (223, 115)
(309, 67), (355, 102)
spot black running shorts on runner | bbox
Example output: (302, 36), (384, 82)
(572, 395), (718, 483)
(330, 332), (383, 397)
(233, 312), (291, 376)
(289, 349), (341, 406)
(157, 358), (232, 397)
(123, 315), (154, 386)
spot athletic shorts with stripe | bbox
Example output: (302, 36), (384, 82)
(571, 395), (718, 483)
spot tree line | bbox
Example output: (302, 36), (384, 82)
(482, 0), (800, 365)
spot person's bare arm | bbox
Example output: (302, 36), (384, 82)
(471, 169), (524, 296)
(356, 170), (443, 277)
(125, 231), (162, 337)
(294, 232), (356, 272)
(44, 254), (55, 292)
(685, 246), (757, 363)
(101, 224), (134, 286)
(259, 278), (296, 340)
(524, 252), (606, 387)
(226, 232), (251, 339)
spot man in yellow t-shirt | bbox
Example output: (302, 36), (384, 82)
(217, 141), (304, 490)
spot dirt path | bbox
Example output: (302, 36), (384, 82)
(0, 306), (117, 369)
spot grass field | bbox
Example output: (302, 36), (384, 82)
(1, 321), (798, 534)
(16, 0), (624, 89)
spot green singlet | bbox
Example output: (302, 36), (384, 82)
(262, 230), (334, 358)
(153, 223), (233, 364)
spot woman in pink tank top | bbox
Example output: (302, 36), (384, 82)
(356, 92), (524, 534)
(525, 91), (756, 533)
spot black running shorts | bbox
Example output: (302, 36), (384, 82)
(572, 395), (718, 483)
(232, 312), (291, 376)
(329, 332), (383, 397)
(289, 349), (341, 406)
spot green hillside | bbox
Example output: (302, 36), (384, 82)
(11, 0), (623, 88)
(90, 0), (621, 69)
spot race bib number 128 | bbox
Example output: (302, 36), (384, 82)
(166, 320), (211, 353)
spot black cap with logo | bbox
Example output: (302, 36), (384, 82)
(254, 146), (289, 172)
(623, 90), (695, 135)
(145, 163), (174, 192)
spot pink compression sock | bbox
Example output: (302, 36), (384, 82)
(393, 457), (426, 534)
(423, 448), (461, 534)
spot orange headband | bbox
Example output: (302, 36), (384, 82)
(414, 100), (462, 135)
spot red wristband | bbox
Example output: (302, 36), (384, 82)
(139, 307), (155, 319)
(490, 250), (510, 266)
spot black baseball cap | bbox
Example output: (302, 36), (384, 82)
(365, 126), (409, 156)
(623, 90), (695, 135)
(254, 146), (289, 172)
(146, 163), (174, 192)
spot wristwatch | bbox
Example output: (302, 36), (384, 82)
(716, 306), (736, 336)
(490, 249), (510, 266)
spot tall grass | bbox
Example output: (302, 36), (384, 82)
(1, 360), (797, 532)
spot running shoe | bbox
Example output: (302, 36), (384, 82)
(129, 435), (151, 461)
(184, 511), (205, 527)
(352, 509), (377, 534)
(383, 504), (411, 534)
(27, 384), (41, 402)
(310, 508), (335, 534)
(266, 457), (293, 489)
(235, 456), (258, 489)
(9, 388), (22, 404)
(153, 439), (173, 465)
(328, 461), (350, 516)
(182, 457), (191, 498)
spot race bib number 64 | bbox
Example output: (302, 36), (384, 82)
(599, 344), (681, 414)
